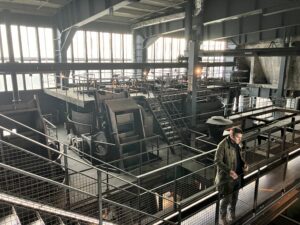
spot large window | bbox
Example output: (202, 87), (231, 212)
(147, 38), (227, 79)
(6, 25), (55, 91)
(201, 40), (226, 78)
(67, 31), (133, 81)
(147, 37), (186, 78)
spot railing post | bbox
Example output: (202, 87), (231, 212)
(139, 140), (142, 175)
(173, 166), (178, 210)
(157, 136), (159, 157)
(63, 144), (71, 209)
(282, 152), (289, 193)
(97, 170), (103, 225)
(137, 177), (141, 225)
(281, 126), (287, 154)
(253, 169), (260, 214)
(291, 117), (295, 144)
(167, 147), (170, 165)
(177, 203), (182, 225)
(215, 192), (220, 225)
(267, 131), (271, 159)
(106, 166), (110, 193)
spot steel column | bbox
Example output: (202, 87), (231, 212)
(4, 12), (19, 102)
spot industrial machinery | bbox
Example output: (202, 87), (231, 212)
(67, 90), (159, 171)
(0, 95), (60, 161)
(0, 96), (65, 210)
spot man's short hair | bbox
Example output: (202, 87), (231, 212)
(230, 127), (243, 136)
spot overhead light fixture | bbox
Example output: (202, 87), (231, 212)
(194, 66), (202, 77)
(143, 68), (150, 78)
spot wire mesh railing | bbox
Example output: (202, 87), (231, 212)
(0, 105), (300, 224)
(0, 117), (180, 224)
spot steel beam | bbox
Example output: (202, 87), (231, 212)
(0, 12), (54, 27)
(203, 9), (300, 41)
(184, 0), (193, 50)
(56, 0), (133, 31)
(136, 1), (300, 42)
(177, 47), (300, 59)
(203, 0), (300, 25)
(132, 12), (185, 29)
(3, 11), (19, 102)
(0, 62), (236, 73)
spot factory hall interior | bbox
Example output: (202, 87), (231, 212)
(1, 0), (300, 225)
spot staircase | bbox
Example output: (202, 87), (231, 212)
(147, 98), (181, 145)
(159, 92), (188, 130)
(0, 196), (98, 225)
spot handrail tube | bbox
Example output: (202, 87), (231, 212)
(160, 146), (300, 224)
(0, 113), (136, 177)
(119, 135), (160, 147)
(178, 143), (205, 153)
(0, 193), (102, 224)
(138, 119), (300, 179)
(0, 162), (176, 225)
(145, 163), (217, 194)
(43, 117), (57, 130)
(0, 125), (179, 207)
(137, 148), (217, 179)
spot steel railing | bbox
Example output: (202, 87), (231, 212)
(0, 115), (181, 224)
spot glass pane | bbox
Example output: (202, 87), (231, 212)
(73, 30), (85, 62)
(25, 73), (41, 90)
(38, 27), (54, 62)
(11, 25), (21, 62)
(17, 74), (24, 91)
(43, 73), (56, 88)
(6, 74), (12, 91)
(87, 31), (99, 62)
(163, 37), (172, 62)
(32, 74), (41, 89)
(147, 43), (155, 63)
(0, 75), (5, 91)
(0, 24), (9, 62)
(67, 45), (72, 62)
(155, 37), (163, 62)
(100, 32), (111, 62)
(172, 39), (180, 62)
(101, 70), (112, 82)
(123, 34), (132, 62)
(20, 26), (38, 62)
(112, 33), (122, 62)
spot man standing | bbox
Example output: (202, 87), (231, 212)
(214, 127), (248, 225)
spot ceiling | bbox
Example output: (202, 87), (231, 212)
(0, 0), (71, 16)
(96, 0), (186, 25)
(0, 0), (186, 26)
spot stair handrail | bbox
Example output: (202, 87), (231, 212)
(152, 91), (186, 143)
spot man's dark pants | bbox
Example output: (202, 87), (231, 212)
(220, 178), (242, 218)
